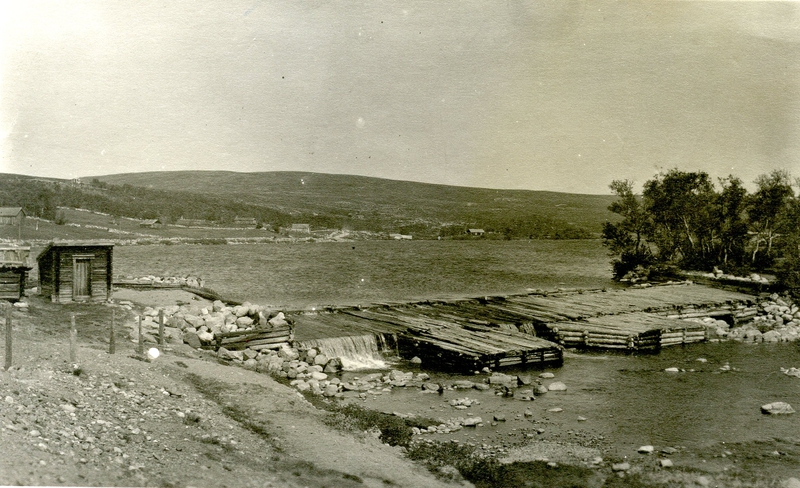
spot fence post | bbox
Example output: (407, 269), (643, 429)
(4, 305), (12, 370)
(158, 309), (165, 346)
(109, 310), (116, 355)
(70, 314), (77, 364)
(137, 315), (144, 355)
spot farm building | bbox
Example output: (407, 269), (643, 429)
(0, 246), (31, 302)
(176, 218), (213, 227)
(291, 224), (311, 233)
(139, 219), (163, 228)
(37, 241), (114, 303)
(0, 207), (25, 226)
(467, 228), (485, 236)
(234, 216), (257, 228)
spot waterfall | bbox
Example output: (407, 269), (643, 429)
(300, 334), (393, 370)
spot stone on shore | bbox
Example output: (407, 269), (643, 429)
(761, 402), (795, 415)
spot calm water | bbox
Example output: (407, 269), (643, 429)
(115, 240), (617, 308)
(116, 239), (800, 472)
(350, 342), (800, 457)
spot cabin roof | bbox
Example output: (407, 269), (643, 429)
(0, 207), (25, 217)
(37, 240), (115, 261)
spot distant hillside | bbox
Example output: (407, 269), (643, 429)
(0, 172), (616, 240)
(96, 171), (615, 238)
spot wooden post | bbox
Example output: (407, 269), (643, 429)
(4, 305), (12, 370)
(158, 309), (165, 345)
(70, 314), (77, 364)
(137, 315), (144, 355)
(108, 310), (116, 355)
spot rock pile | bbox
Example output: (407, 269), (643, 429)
(119, 275), (205, 288)
(689, 293), (800, 343)
(128, 300), (286, 350)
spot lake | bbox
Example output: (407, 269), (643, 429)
(114, 239), (618, 309)
(115, 239), (800, 479)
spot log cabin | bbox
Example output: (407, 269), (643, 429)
(37, 241), (114, 303)
(0, 245), (31, 302)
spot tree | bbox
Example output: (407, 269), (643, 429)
(642, 170), (716, 268)
(602, 180), (653, 278)
(748, 169), (794, 266)
(714, 176), (749, 269)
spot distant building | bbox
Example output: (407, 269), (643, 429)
(291, 224), (311, 233)
(176, 218), (213, 227)
(0, 207), (25, 226)
(234, 217), (258, 228)
(0, 245), (31, 302)
(37, 241), (114, 303)
(467, 229), (485, 236)
(139, 219), (163, 228)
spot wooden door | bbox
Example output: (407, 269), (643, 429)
(73, 259), (91, 299)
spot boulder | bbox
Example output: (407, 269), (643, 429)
(183, 314), (205, 329)
(323, 384), (339, 397)
(269, 312), (288, 327)
(217, 347), (244, 361)
(462, 417), (482, 427)
(410, 356), (422, 365)
(547, 381), (567, 391)
(197, 331), (215, 343)
(313, 354), (329, 366)
(539, 372), (555, 379)
(761, 402), (795, 415)
(182, 331), (202, 348)
(236, 316), (254, 327)
(611, 462), (630, 472)
(310, 371), (328, 381)
(233, 305), (250, 317)
(278, 345), (299, 361)
(638, 445), (654, 454)
(763, 330), (782, 343)
(323, 358), (343, 374)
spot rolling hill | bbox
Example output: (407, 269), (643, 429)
(1, 171), (616, 240)
(95, 171), (616, 238)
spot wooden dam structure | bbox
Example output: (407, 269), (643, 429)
(290, 283), (758, 371)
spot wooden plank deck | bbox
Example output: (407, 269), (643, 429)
(285, 283), (757, 368)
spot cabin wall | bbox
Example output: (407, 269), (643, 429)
(38, 252), (54, 300)
(56, 247), (110, 302)
(38, 245), (112, 303)
(0, 269), (25, 301)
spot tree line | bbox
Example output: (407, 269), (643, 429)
(602, 169), (800, 294)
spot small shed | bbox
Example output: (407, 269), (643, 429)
(37, 241), (114, 303)
(0, 246), (31, 302)
(139, 219), (162, 228)
(291, 224), (311, 233)
(467, 228), (485, 236)
(0, 207), (25, 226)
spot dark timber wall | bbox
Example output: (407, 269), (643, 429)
(37, 241), (114, 303)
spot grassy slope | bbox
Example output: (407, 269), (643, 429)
(96, 171), (615, 232)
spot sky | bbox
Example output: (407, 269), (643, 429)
(1, 1), (799, 194)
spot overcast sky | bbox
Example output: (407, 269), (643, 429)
(1, 1), (799, 194)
